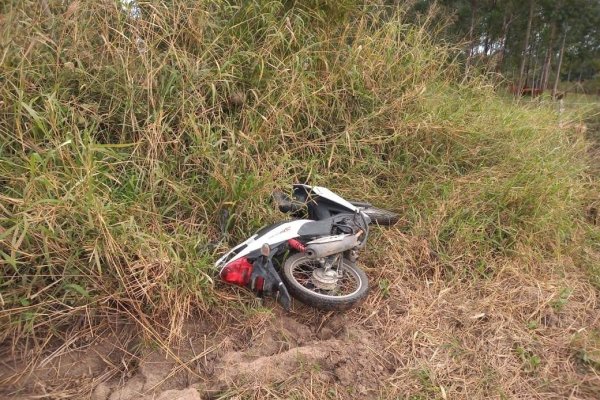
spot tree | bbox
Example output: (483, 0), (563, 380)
(410, 0), (600, 94)
(518, 0), (535, 92)
(465, 0), (478, 75)
(553, 30), (567, 96)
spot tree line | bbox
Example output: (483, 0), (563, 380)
(410, 0), (600, 95)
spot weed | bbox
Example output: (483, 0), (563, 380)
(378, 278), (391, 298)
(572, 329), (600, 371)
(442, 338), (466, 359)
(515, 346), (542, 372)
(412, 367), (441, 397)
(527, 320), (539, 330)
(551, 287), (573, 311)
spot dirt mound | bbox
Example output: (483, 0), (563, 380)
(1, 310), (390, 400)
(86, 313), (388, 399)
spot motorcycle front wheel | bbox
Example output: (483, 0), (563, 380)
(281, 253), (369, 311)
(350, 202), (400, 226)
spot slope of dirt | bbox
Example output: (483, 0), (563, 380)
(2, 231), (600, 399)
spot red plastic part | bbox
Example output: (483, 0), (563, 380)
(287, 239), (306, 252)
(220, 257), (253, 286)
(254, 276), (265, 291)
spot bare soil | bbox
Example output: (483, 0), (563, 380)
(1, 231), (599, 399)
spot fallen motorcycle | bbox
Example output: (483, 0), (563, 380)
(216, 184), (398, 311)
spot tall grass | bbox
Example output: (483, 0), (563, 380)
(0, 0), (596, 347)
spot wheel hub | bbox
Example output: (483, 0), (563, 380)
(311, 268), (339, 291)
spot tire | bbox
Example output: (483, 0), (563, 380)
(349, 200), (372, 208)
(357, 206), (400, 226)
(281, 253), (369, 311)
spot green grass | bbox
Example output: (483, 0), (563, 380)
(1, 0), (598, 346)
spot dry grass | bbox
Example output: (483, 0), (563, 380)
(1, 1), (600, 398)
(4, 229), (599, 399)
(366, 231), (600, 399)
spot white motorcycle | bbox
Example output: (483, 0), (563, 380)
(216, 184), (398, 311)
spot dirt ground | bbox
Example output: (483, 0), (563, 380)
(1, 231), (600, 399)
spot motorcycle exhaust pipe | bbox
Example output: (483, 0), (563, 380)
(304, 231), (363, 259)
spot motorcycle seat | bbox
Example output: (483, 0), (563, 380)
(297, 213), (356, 237)
(297, 219), (333, 237)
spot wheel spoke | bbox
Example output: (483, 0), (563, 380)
(289, 258), (360, 298)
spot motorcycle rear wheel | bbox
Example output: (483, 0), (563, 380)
(281, 253), (369, 311)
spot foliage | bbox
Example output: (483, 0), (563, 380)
(411, 0), (600, 90)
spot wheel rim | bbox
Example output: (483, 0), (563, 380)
(287, 256), (363, 300)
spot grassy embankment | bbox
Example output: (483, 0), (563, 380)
(1, 0), (598, 357)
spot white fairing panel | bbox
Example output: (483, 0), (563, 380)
(215, 219), (313, 270)
(296, 185), (358, 212)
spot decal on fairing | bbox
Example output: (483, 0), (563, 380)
(215, 219), (312, 269)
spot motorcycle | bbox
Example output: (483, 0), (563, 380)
(215, 184), (399, 311)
